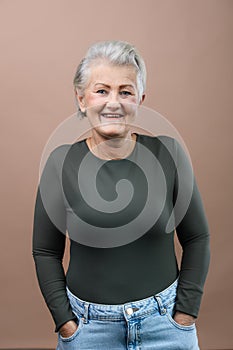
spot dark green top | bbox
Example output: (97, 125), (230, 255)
(32, 134), (210, 332)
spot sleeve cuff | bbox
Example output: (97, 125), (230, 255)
(55, 314), (78, 333)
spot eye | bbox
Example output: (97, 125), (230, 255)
(96, 89), (107, 94)
(120, 91), (132, 96)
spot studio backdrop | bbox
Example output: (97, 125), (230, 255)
(0, 0), (232, 349)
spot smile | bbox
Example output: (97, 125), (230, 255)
(100, 113), (124, 119)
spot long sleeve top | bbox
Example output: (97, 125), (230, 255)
(32, 134), (210, 332)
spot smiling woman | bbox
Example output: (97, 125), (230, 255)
(73, 41), (146, 160)
(32, 41), (210, 350)
(77, 63), (142, 159)
(77, 63), (139, 149)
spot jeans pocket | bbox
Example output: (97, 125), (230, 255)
(165, 302), (196, 331)
(59, 316), (84, 343)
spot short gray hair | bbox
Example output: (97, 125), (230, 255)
(73, 40), (147, 118)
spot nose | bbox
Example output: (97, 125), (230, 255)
(106, 92), (121, 110)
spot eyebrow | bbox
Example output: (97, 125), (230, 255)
(94, 83), (135, 89)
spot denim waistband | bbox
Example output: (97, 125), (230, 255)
(66, 278), (178, 323)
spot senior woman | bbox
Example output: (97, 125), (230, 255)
(32, 41), (210, 349)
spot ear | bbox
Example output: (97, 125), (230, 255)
(75, 88), (86, 112)
(139, 94), (146, 105)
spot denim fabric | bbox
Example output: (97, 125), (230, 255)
(56, 278), (199, 350)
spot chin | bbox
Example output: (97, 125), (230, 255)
(95, 125), (128, 139)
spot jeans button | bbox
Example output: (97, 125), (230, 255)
(126, 307), (134, 315)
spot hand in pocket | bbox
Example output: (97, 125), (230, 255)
(59, 320), (79, 338)
(173, 311), (196, 327)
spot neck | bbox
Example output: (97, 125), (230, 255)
(87, 132), (137, 160)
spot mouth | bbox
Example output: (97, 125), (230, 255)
(100, 113), (124, 120)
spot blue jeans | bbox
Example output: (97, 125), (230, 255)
(56, 278), (199, 350)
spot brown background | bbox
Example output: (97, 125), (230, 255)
(0, 0), (232, 349)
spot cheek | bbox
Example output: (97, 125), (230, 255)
(85, 92), (104, 105)
(123, 96), (139, 115)
(85, 94), (107, 113)
(123, 94), (139, 105)
(85, 95), (104, 118)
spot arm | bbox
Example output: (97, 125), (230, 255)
(32, 149), (77, 333)
(173, 141), (210, 324)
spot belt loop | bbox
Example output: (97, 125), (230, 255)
(154, 295), (166, 315)
(83, 302), (89, 324)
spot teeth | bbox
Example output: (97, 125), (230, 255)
(101, 114), (122, 118)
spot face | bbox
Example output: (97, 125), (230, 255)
(76, 62), (145, 140)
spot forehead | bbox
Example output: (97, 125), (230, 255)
(87, 62), (137, 87)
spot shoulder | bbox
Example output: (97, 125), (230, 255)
(136, 134), (192, 169)
(50, 139), (86, 161)
(50, 144), (72, 160)
(138, 133), (175, 144)
(137, 133), (177, 154)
